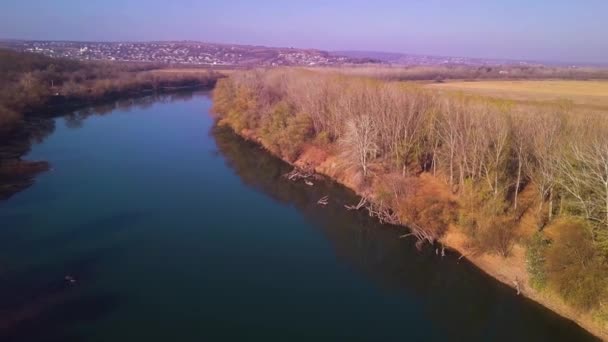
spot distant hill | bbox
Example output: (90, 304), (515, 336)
(3, 40), (604, 68)
(332, 50), (545, 66)
(0, 40), (375, 67)
(332, 50), (608, 67)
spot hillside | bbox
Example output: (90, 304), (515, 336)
(1, 40), (376, 67)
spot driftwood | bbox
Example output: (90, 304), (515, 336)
(344, 197), (367, 211)
(284, 164), (315, 182)
(365, 200), (400, 225)
(317, 195), (329, 206)
(398, 221), (436, 250)
(513, 278), (522, 295)
(305, 180), (314, 186)
(345, 196), (439, 251)
(351, 197), (436, 250)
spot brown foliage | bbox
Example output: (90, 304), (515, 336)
(260, 101), (313, 161)
(385, 174), (458, 240)
(0, 106), (21, 133)
(459, 184), (519, 257)
(545, 218), (607, 311)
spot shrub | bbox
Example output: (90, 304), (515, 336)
(0, 105), (21, 132)
(459, 187), (517, 257)
(282, 114), (314, 160)
(545, 218), (608, 311)
(211, 78), (235, 118)
(260, 102), (313, 161)
(395, 175), (457, 239)
(218, 85), (259, 132)
(313, 130), (332, 147)
(482, 216), (518, 257)
(526, 232), (549, 290)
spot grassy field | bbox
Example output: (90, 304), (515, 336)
(427, 80), (608, 110)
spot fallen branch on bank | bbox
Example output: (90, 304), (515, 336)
(400, 222), (436, 250)
(365, 200), (400, 225)
(344, 197), (367, 210)
(513, 278), (522, 295)
(317, 195), (329, 206)
(283, 164), (315, 182)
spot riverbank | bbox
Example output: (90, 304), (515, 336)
(222, 124), (608, 341)
(22, 82), (218, 120)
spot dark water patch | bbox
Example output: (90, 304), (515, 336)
(0, 293), (122, 342)
(0, 245), (124, 341)
(36, 211), (146, 247)
(0, 212), (31, 228)
(0, 246), (120, 308)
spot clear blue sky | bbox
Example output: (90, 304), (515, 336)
(1, 0), (607, 63)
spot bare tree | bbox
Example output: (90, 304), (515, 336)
(479, 106), (511, 196)
(511, 113), (533, 210)
(556, 119), (608, 234)
(340, 114), (378, 177)
(524, 111), (564, 226)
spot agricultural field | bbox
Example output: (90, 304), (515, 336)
(427, 80), (608, 110)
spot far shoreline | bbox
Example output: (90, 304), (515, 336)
(0, 86), (213, 201)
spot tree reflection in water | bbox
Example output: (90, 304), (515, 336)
(0, 91), (199, 200)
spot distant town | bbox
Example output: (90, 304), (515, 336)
(0, 40), (376, 67)
(0, 40), (589, 68)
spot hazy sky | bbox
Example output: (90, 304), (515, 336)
(1, 0), (607, 63)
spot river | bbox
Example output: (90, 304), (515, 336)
(0, 91), (598, 341)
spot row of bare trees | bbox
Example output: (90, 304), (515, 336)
(213, 69), (608, 258)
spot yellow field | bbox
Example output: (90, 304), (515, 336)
(427, 80), (608, 110)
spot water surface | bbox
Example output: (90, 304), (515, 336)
(0, 91), (597, 341)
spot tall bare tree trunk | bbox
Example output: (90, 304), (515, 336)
(514, 159), (522, 210)
(548, 189), (554, 221)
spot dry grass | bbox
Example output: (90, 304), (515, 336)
(428, 80), (608, 110)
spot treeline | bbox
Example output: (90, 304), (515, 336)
(318, 65), (608, 81)
(0, 49), (221, 134)
(212, 68), (608, 317)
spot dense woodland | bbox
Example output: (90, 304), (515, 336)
(213, 69), (608, 319)
(0, 49), (221, 135)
